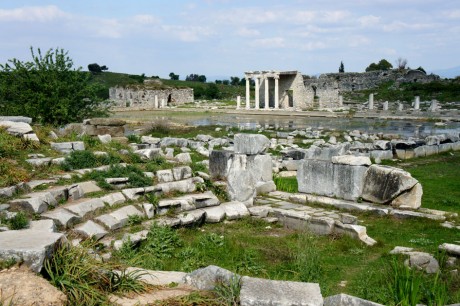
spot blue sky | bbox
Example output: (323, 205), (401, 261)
(1, 0), (460, 79)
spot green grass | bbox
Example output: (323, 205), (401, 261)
(381, 151), (460, 212)
(273, 176), (298, 193)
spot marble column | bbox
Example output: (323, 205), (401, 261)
(236, 96), (241, 110)
(383, 101), (389, 111)
(154, 95), (159, 108)
(255, 77), (260, 110)
(368, 93), (374, 110)
(245, 77), (250, 109)
(264, 76), (269, 110)
(338, 95), (343, 107)
(414, 96), (420, 110)
(274, 76), (279, 109)
(398, 103), (404, 111)
(161, 99), (166, 108)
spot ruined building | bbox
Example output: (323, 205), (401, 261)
(109, 80), (194, 109)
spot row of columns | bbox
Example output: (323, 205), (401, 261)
(366, 94), (438, 111)
(243, 73), (280, 110)
(153, 95), (167, 108)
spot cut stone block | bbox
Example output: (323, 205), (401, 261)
(172, 166), (193, 181)
(122, 187), (146, 200)
(439, 243), (460, 257)
(239, 276), (323, 306)
(391, 183), (423, 209)
(74, 220), (108, 240)
(110, 205), (145, 227)
(203, 206), (226, 223)
(77, 181), (101, 194)
(123, 267), (186, 286)
(9, 191), (57, 214)
(156, 169), (174, 183)
(143, 203), (155, 219)
(221, 201), (250, 220)
(95, 214), (122, 230)
(234, 134), (270, 155)
(178, 209), (205, 226)
(100, 192), (126, 206)
(29, 220), (56, 232)
(0, 230), (65, 273)
(324, 293), (384, 306)
(184, 265), (238, 290)
(41, 208), (81, 229)
(64, 198), (105, 218)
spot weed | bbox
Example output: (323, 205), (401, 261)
(0, 258), (17, 270)
(127, 134), (141, 143)
(108, 268), (147, 295)
(127, 215), (143, 226)
(388, 259), (422, 306)
(214, 275), (241, 306)
(292, 233), (322, 283)
(7, 212), (29, 230)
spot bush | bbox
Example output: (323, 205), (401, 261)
(0, 47), (108, 125)
(61, 150), (122, 171)
(7, 212), (29, 230)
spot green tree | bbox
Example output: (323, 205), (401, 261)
(339, 61), (345, 73)
(230, 76), (240, 85)
(365, 59), (393, 72)
(0, 47), (107, 125)
(416, 66), (426, 74)
(169, 72), (179, 80)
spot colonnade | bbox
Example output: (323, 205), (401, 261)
(244, 72), (280, 110)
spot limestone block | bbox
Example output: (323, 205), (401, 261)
(175, 152), (192, 164)
(140, 136), (161, 145)
(0, 121), (33, 135)
(160, 137), (189, 148)
(439, 143), (452, 153)
(278, 171), (297, 177)
(391, 183), (423, 209)
(439, 243), (460, 257)
(373, 140), (391, 150)
(414, 145), (426, 158)
(29, 219), (57, 232)
(74, 220), (108, 240)
(425, 135), (440, 146)
(424, 145), (439, 156)
(23, 133), (39, 142)
(41, 208), (81, 228)
(209, 150), (234, 180)
(452, 141), (460, 151)
(110, 205), (145, 227)
(134, 148), (162, 160)
(255, 181), (277, 195)
(97, 134), (112, 143)
(248, 154), (272, 182)
(331, 155), (372, 166)
(156, 177), (203, 194)
(0, 186), (17, 199)
(122, 187), (146, 200)
(203, 206), (226, 223)
(178, 209), (205, 226)
(239, 276), (323, 306)
(324, 293), (384, 306)
(156, 169), (174, 183)
(95, 214), (123, 230)
(9, 191), (57, 214)
(172, 166), (192, 181)
(297, 160), (367, 201)
(0, 230), (65, 273)
(280, 159), (301, 171)
(221, 201), (250, 220)
(77, 181), (101, 194)
(143, 203), (155, 219)
(100, 192), (126, 206)
(123, 267), (186, 286)
(234, 134), (270, 155)
(64, 198), (105, 218)
(184, 265), (238, 290)
(190, 192), (220, 208)
(362, 165), (418, 204)
(0, 116), (32, 123)
(227, 155), (256, 204)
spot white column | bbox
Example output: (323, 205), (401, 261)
(274, 76), (279, 109)
(236, 96), (241, 109)
(245, 77), (250, 109)
(255, 77), (260, 110)
(154, 95), (159, 108)
(369, 93), (374, 110)
(264, 76), (269, 110)
(161, 99), (166, 108)
(414, 96), (420, 110)
(338, 95), (343, 107)
(383, 101), (389, 111)
(398, 103), (404, 111)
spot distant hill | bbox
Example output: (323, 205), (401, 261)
(431, 66), (460, 79)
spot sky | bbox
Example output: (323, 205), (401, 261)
(1, 0), (460, 80)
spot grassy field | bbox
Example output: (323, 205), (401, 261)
(113, 151), (460, 305)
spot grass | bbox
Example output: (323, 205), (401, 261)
(44, 240), (147, 306)
(381, 151), (460, 212)
(273, 176), (298, 193)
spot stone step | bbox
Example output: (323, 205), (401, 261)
(95, 205), (146, 230)
(74, 220), (108, 240)
(41, 208), (82, 229)
(157, 192), (220, 215)
(62, 198), (105, 218)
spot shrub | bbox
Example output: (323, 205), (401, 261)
(61, 150), (122, 171)
(7, 212), (29, 230)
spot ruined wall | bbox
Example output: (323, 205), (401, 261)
(109, 87), (194, 109)
(258, 72), (310, 109)
(303, 70), (440, 108)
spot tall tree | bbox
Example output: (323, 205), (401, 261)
(0, 47), (106, 125)
(339, 61), (345, 73)
(169, 72), (179, 80)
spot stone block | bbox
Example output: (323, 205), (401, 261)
(439, 243), (460, 257)
(424, 145), (439, 156)
(439, 143), (453, 153)
(175, 153), (192, 164)
(221, 201), (250, 220)
(87, 118), (126, 126)
(0, 121), (33, 135)
(184, 265), (238, 290)
(362, 165), (418, 204)
(234, 134), (270, 155)
(203, 206), (226, 223)
(156, 169), (174, 183)
(297, 160), (367, 201)
(29, 219), (56, 232)
(324, 293), (384, 306)
(239, 276), (323, 306)
(85, 125), (124, 137)
(0, 230), (65, 273)
(134, 148), (162, 160)
(41, 208), (81, 229)
(9, 191), (57, 214)
(77, 181), (101, 194)
(172, 166), (192, 181)
(110, 205), (145, 227)
(74, 220), (108, 240)
(248, 154), (272, 182)
(64, 198), (105, 218)
(331, 155), (372, 166)
(391, 183), (423, 209)
(209, 150), (234, 180)
(370, 150), (393, 160)
(255, 181), (277, 195)
(100, 192), (126, 206)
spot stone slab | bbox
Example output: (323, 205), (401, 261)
(239, 276), (323, 306)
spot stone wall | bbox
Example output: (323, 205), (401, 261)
(303, 70), (440, 107)
(109, 86), (194, 109)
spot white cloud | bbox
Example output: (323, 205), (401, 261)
(383, 21), (436, 32)
(442, 10), (460, 19)
(161, 25), (214, 42)
(0, 5), (68, 22)
(131, 14), (160, 25)
(359, 15), (381, 27)
(347, 35), (370, 47)
(236, 27), (260, 37)
(300, 41), (327, 51)
(250, 37), (285, 48)
(322, 10), (350, 23)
